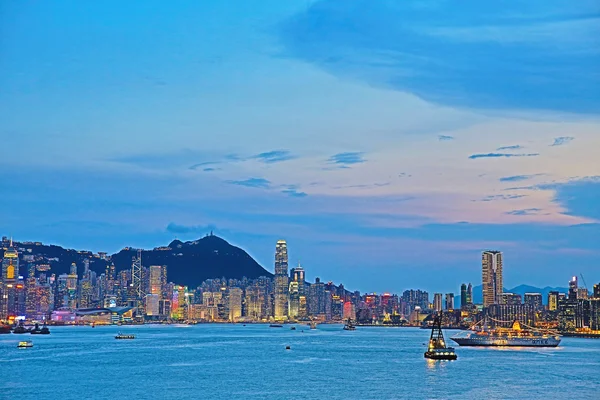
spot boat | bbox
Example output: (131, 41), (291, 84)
(18, 341), (33, 348)
(12, 321), (30, 334)
(269, 324), (283, 328)
(343, 318), (356, 331)
(115, 332), (135, 339)
(39, 323), (50, 334)
(0, 323), (11, 334)
(290, 326), (296, 331)
(30, 323), (42, 334)
(309, 321), (317, 330)
(451, 319), (561, 347)
(424, 313), (457, 360)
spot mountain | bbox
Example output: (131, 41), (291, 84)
(472, 284), (569, 304)
(110, 235), (272, 288)
(8, 235), (272, 289)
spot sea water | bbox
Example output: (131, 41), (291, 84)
(1, 324), (598, 399)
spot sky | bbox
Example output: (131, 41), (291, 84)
(1, 0), (599, 293)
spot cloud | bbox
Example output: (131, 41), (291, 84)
(189, 162), (219, 170)
(496, 145), (523, 151)
(398, 173), (412, 178)
(166, 223), (217, 234)
(281, 189), (308, 198)
(250, 150), (296, 164)
(281, 0), (600, 114)
(550, 136), (574, 146)
(332, 182), (391, 190)
(202, 167), (220, 172)
(478, 194), (527, 202)
(505, 208), (542, 216)
(438, 135), (454, 141)
(328, 152), (366, 166)
(499, 174), (543, 183)
(469, 153), (539, 160)
(225, 178), (271, 189)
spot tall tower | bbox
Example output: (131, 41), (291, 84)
(274, 240), (289, 320)
(131, 249), (144, 315)
(1, 239), (20, 319)
(460, 283), (467, 308)
(466, 283), (473, 305)
(482, 251), (503, 307)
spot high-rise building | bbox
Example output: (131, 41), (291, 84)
(274, 240), (289, 320)
(460, 284), (467, 309)
(131, 250), (144, 316)
(524, 293), (543, 310)
(568, 276), (578, 300)
(594, 284), (600, 299)
(500, 293), (522, 305)
(445, 293), (455, 310)
(482, 251), (503, 307)
(467, 283), (473, 305)
(433, 293), (443, 312)
(548, 291), (559, 311)
(149, 266), (162, 296)
(228, 287), (242, 321)
(145, 294), (159, 316)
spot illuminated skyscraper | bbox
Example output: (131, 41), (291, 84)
(131, 250), (144, 316)
(548, 291), (559, 311)
(482, 251), (503, 307)
(149, 266), (162, 296)
(274, 240), (288, 320)
(1, 239), (19, 319)
(568, 276), (578, 300)
(466, 283), (473, 305)
(228, 287), (242, 321)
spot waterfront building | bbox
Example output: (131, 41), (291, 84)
(482, 250), (503, 307)
(245, 285), (264, 320)
(466, 283), (473, 305)
(343, 301), (356, 320)
(501, 293), (522, 305)
(568, 276), (578, 300)
(445, 293), (455, 310)
(433, 293), (443, 312)
(548, 291), (559, 311)
(593, 283), (600, 299)
(273, 240), (289, 320)
(145, 294), (159, 316)
(149, 266), (162, 296)
(460, 284), (467, 309)
(288, 281), (299, 319)
(524, 293), (543, 310)
(590, 299), (600, 330)
(309, 277), (326, 317)
(487, 304), (535, 327)
(228, 287), (242, 321)
(1, 239), (20, 319)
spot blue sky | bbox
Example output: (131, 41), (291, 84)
(1, 0), (599, 293)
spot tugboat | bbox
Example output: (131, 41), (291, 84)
(424, 313), (457, 360)
(115, 332), (135, 339)
(18, 340), (33, 348)
(290, 326), (296, 331)
(30, 323), (42, 334)
(39, 322), (50, 334)
(343, 318), (356, 331)
(12, 321), (30, 334)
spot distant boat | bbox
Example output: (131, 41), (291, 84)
(30, 323), (42, 334)
(343, 319), (356, 331)
(13, 321), (29, 334)
(115, 332), (135, 339)
(290, 326), (296, 330)
(424, 313), (457, 360)
(18, 340), (33, 348)
(269, 324), (283, 328)
(309, 321), (317, 330)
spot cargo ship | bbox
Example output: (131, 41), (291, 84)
(451, 319), (561, 347)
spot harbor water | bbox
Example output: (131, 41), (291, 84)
(1, 324), (598, 399)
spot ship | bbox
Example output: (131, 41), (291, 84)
(424, 313), (457, 360)
(309, 321), (317, 330)
(451, 319), (561, 347)
(343, 318), (356, 331)
(18, 340), (33, 348)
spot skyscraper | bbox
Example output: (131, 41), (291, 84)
(274, 240), (288, 320)
(466, 283), (473, 305)
(433, 293), (443, 312)
(1, 239), (19, 319)
(228, 287), (242, 321)
(460, 284), (467, 308)
(149, 266), (162, 296)
(482, 251), (503, 307)
(445, 293), (455, 310)
(548, 291), (559, 311)
(568, 276), (578, 300)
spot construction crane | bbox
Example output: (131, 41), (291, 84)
(580, 273), (589, 290)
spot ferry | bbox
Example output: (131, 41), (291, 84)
(451, 319), (561, 347)
(424, 313), (457, 360)
(18, 341), (33, 348)
(343, 318), (356, 331)
(115, 332), (135, 340)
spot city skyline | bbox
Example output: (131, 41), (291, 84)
(1, 1), (599, 293)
